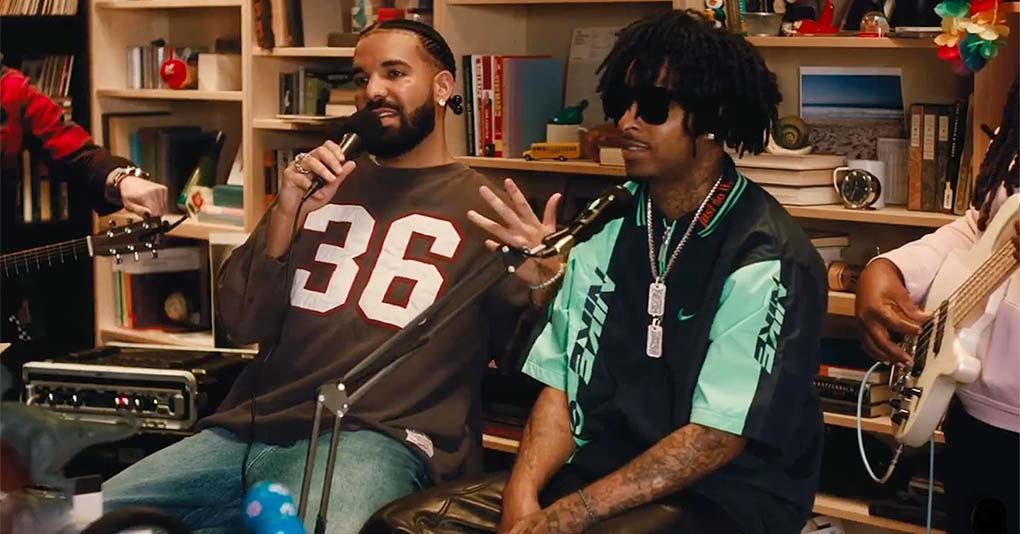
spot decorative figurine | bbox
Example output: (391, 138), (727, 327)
(550, 99), (588, 125)
(858, 10), (892, 36)
(792, 0), (839, 33)
(523, 142), (582, 161)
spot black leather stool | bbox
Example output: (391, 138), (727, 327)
(362, 470), (740, 534)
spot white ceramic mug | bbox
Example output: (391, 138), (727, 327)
(832, 158), (886, 209)
(546, 123), (587, 144)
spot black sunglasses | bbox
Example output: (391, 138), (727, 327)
(601, 85), (674, 125)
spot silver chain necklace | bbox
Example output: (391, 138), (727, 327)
(645, 174), (724, 358)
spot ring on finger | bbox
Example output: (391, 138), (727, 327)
(293, 152), (313, 175)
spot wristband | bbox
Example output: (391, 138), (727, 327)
(529, 261), (566, 291)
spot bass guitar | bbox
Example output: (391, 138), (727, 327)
(890, 193), (1019, 446)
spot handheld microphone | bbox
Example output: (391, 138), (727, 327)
(536, 185), (634, 256)
(302, 108), (384, 202)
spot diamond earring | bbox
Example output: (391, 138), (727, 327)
(438, 98), (446, 107)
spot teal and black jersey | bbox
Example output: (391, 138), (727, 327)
(523, 156), (827, 534)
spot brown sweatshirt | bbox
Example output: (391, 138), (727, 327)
(198, 157), (527, 482)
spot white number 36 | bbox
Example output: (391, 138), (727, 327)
(290, 205), (462, 328)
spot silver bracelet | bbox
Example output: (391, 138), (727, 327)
(528, 261), (566, 291)
(576, 488), (598, 525)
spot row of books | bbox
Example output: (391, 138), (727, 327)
(261, 147), (312, 207)
(908, 100), (973, 215)
(816, 338), (892, 417)
(21, 54), (74, 99)
(733, 153), (847, 206)
(1, 0), (76, 15)
(278, 67), (356, 117)
(102, 112), (229, 216)
(252, 0), (343, 49)
(15, 151), (72, 224)
(462, 55), (564, 159)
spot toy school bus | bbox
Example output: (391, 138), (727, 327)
(522, 142), (581, 161)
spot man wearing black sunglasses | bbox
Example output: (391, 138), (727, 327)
(365, 10), (826, 534)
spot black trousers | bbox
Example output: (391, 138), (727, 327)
(361, 465), (740, 534)
(942, 400), (1020, 534)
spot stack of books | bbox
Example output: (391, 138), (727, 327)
(816, 338), (892, 417)
(732, 153), (846, 206)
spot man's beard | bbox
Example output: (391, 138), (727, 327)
(361, 96), (436, 159)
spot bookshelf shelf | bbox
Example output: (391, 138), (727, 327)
(484, 412), (946, 456)
(95, 89), (243, 101)
(95, 0), (241, 8)
(448, 0), (669, 4)
(455, 158), (957, 228)
(747, 36), (936, 49)
(455, 156), (626, 177)
(813, 494), (945, 534)
(823, 412), (946, 444)
(252, 118), (342, 130)
(786, 205), (958, 228)
(99, 212), (245, 241)
(482, 433), (521, 454)
(827, 291), (855, 316)
(253, 46), (355, 57)
(100, 327), (216, 347)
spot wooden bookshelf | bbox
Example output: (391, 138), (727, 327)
(813, 494), (945, 534)
(824, 412), (946, 444)
(99, 327), (216, 347)
(94, 0), (241, 8)
(747, 36), (936, 49)
(786, 205), (959, 228)
(456, 156), (626, 177)
(253, 46), (355, 57)
(252, 117), (344, 130)
(449, 0), (669, 4)
(95, 89), (243, 101)
(827, 291), (855, 316)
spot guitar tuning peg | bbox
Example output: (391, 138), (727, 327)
(151, 250), (158, 259)
(108, 220), (117, 228)
(133, 251), (140, 261)
(114, 253), (123, 264)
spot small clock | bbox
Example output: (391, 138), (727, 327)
(833, 167), (883, 209)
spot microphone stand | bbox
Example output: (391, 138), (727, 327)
(297, 243), (544, 534)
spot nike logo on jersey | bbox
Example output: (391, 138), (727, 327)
(677, 308), (696, 321)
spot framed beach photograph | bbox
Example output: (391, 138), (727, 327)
(799, 66), (905, 158)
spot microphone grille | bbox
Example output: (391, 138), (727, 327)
(344, 107), (384, 137)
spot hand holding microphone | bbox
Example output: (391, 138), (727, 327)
(278, 108), (384, 217)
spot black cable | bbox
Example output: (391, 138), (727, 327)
(239, 194), (309, 494)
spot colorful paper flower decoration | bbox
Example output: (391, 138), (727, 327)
(935, 0), (1010, 73)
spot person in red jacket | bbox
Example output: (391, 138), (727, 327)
(1, 65), (168, 345)
(1, 66), (167, 217)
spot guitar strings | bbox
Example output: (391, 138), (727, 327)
(2, 239), (90, 271)
(905, 243), (1016, 357)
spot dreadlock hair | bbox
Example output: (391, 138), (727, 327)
(360, 19), (457, 80)
(972, 77), (1019, 231)
(596, 9), (781, 156)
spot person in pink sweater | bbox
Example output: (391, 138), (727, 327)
(856, 79), (1018, 534)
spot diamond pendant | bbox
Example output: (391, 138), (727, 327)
(646, 320), (663, 358)
(647, 282), (666, 317)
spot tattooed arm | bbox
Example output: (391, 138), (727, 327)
(509, 423), (745, 534)
(500, 387), (576, 533)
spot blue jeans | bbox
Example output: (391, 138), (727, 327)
(103, 427), (429, 534)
